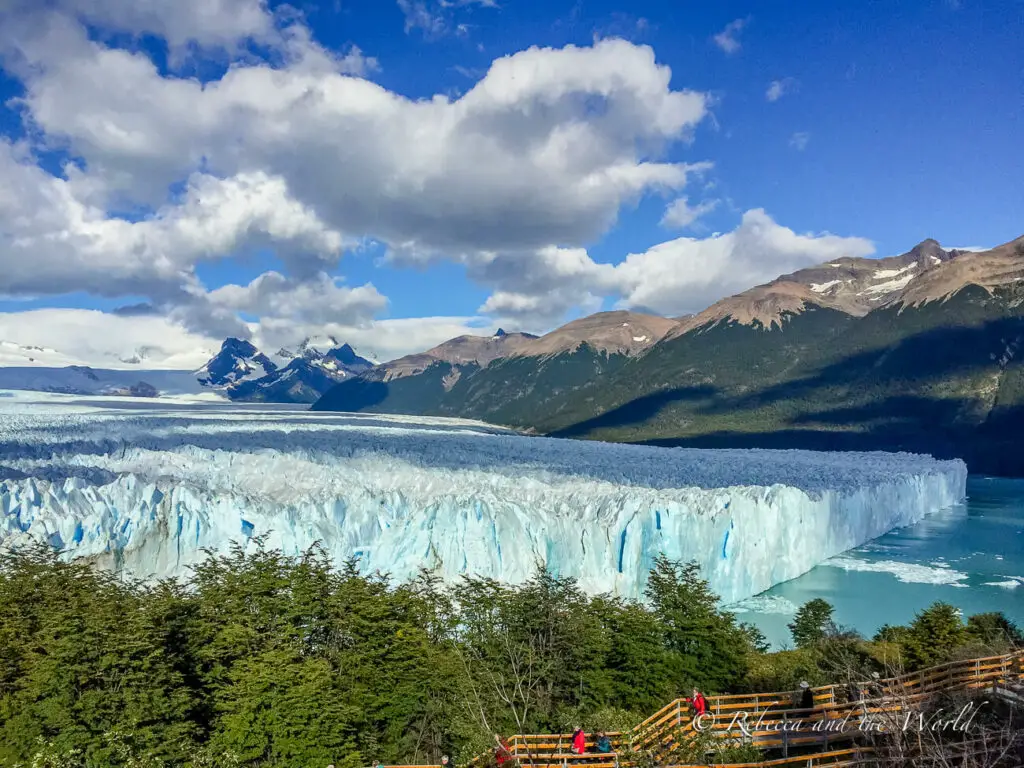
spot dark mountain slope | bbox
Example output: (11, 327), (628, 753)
(550, 283), (1024, 473)
(312, 313), (665, 418)
(311, 344), (632, 422)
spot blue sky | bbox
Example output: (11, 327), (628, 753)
(0, 0), (1020, 367)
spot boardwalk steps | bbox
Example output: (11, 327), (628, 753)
(390, 651), (1024, 768)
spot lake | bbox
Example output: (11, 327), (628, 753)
(729, 476), (1024, 649)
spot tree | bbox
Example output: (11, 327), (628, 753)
(0, 545), (199, 766)
(208, 649), (359, 766)
(874, 624), (911, 644)
(644, 556), (755, 692)
(966, 612), (1024, 648)
(591, 597), (674, 713)
(901, 602), (966, 669)
(788, 598), (836, 648)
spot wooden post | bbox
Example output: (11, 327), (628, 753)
(782, 712), (789, 758)
(675, 699), (681, 727)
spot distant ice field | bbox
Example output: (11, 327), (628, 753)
(0, 392), (968, 603)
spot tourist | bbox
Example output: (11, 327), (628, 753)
(798, 681), (814, 710)
(684, 688), (708, 716)
(870, 671), (882, 691)
(494, 734), (513, 766)
(595, 732), (613, 753)
(845, 680), (862, 704)
(571, 726), (586, 755)
(441, 756), (450, 767)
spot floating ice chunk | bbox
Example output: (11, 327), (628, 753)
(983, 576), (1024, 589)
(726, 594), (800, 615)
(826, 556), (969, 587)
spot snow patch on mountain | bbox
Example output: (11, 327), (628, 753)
(810, 280), (843, 293)
(864, 272), (918, 295)
(0, 368), (208, 397)
(872, 264), (918, 280)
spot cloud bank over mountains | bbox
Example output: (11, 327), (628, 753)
(0, 0), (874, 366)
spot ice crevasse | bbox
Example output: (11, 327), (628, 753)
(0, 398), (968, 604)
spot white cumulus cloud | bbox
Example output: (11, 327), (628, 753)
(207, 272), (387, 327)
(476, 209), (875, 323)
(613, 209), (874, 316)
(0, 1), (715, 350)
(0, 141), (345, 300)
(0, 309), (220, 370)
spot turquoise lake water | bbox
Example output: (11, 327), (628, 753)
(727, 476), (1024, 649)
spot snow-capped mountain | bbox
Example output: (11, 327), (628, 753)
(666, 237), (1023, 335)
(0, 340), (81, 367)
(195, 338), (278, 388)
(276, 336), (375, 374)
(198, 336), (375, 403)
(0, 338), (213, 370)
(0, 365), (206, 397)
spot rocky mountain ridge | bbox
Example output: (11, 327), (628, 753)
(197, 337), (374, 403)
(313, 234), (1024, 475)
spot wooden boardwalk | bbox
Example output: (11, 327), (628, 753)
(388, 650), (1024, 768)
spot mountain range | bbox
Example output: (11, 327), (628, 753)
(2, 235), (1022, 474)
(0, 336), (375, 402)
(196, 336), (375, 403)
(313, 235), (1024, 476)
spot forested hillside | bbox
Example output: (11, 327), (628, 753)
(543, 284), (1024, 475)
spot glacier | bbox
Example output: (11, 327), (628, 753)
(0, 392), (968, 604)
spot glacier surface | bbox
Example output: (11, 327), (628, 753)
(0, 392), (968, 603)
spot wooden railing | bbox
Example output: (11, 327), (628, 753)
(694, 747), (876, 768)
(629, 650), (1024, 755)
(392, 650), (1024, 768)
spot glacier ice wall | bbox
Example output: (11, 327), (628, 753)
(0, 394), (968, 604)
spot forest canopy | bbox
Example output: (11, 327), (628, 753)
(0, 542), (1018, 768)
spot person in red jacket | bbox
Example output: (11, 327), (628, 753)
(684, 688), (708, 716)
(493, 735), (513, 766)
(570, 726), (586, 755)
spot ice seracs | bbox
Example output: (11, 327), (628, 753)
(0, 395), (968, 604)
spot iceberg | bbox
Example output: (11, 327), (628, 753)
(0, 393), (968, 604)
